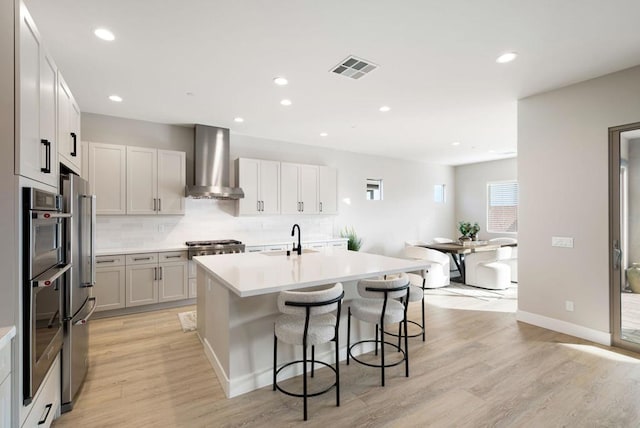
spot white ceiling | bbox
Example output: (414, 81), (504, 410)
(24, 0), (640, 166)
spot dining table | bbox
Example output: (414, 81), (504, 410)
(419, 241), (516, 283)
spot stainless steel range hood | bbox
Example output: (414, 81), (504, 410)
(186, 125), (244, 199)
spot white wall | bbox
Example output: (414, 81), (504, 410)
(83, 114), (456, 257)
(454, 158), (517, 241)
(518, 65), (640, 343)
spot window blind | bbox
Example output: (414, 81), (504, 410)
(487, 181), (518, 233)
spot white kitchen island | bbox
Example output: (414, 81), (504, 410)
(193, 248), (429, 398)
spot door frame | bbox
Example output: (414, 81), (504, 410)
(609, 121), (640, 352)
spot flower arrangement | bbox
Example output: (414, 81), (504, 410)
(340, 226), (362, 251)
(458, 221), (480, 240)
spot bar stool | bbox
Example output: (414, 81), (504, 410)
(273, 283), (344, 421)
(347, 273), (410, 386)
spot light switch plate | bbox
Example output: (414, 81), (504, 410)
(552, 236), (574, 248)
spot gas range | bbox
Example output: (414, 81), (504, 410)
(185, 239), (245, 259)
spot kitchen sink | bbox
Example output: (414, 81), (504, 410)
(261, 249), (319, 256)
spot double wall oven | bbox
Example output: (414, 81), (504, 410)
(22, 188), (71, 404)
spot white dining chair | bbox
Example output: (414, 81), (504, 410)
(489, 237), (518, 282)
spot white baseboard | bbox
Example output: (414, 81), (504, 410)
(201, 338), (375, 398)
(516, 310), (611, 346)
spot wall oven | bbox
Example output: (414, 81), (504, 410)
(23, 187), (71, 404)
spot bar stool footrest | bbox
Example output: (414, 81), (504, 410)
(348, 339), (407, 368)
(274, 360), (337, 398)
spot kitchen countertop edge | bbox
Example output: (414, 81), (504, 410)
(0, 325), (16, 350)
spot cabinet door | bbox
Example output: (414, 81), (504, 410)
(260, 160), (281, 215)
(237, 158), (260, 215)
(127, 146), (158, 215)
(0, 373), (10, 428)
(17, 7), (58, 187)
(57, 74), (81, 174)
(126, 264), (158, 307)
(157, 150), (186, 215)
(158, 262), (188, 302)
(299, 164), (319, 214)
(188, 278), (197, 299)
(94, 266), (126, 312)
(89, 142), (126, 215)
(319, 166), (338, 214)
(280, 163), (300, 214)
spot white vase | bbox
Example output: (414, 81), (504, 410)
(627, 263), (640, 293)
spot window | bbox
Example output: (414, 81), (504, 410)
(487, 181), (518, 233)
(434, 184), (446, 203)
(366, 178), (383, 200)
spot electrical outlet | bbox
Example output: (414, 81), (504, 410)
(565, 300), (574, 312)
(552, 236), (574, 248)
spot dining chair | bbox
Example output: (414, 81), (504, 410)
(489, 237), (518, 282)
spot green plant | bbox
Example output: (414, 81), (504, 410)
(458, 221), (481, 237)
(340, 226), (362, 251)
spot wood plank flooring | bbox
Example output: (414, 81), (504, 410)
(53, 290), (640, 427)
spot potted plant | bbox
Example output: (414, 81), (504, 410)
(340, 226), (362, 251)
(458, 221), (471, 241)
(469, 222), (481, 241)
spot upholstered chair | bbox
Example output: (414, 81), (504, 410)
(464, 247), (512, 290)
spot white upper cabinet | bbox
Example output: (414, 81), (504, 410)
(17, 4), (58, 188)
(236, 158), (280, 215)
(281, 163), (319, 214)
(57, 73), (81, 174)
(89, 142), (127, 215)
(126, 146), (158, 215)
(157, 149), (186, 214)
(318, 166), (338, 214)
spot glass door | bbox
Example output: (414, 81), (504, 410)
(610, 122), (640, 351)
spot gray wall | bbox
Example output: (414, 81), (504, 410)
(518, 65), (640, 337)
(454, 158), (517, 241)
(82, 114), (457, 257)
(0, 0), (17, 330)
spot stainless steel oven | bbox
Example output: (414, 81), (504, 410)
(23, 187), (71, 404)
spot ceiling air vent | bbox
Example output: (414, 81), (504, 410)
(331, 55), (378, 80)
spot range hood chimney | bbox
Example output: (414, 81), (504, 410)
(185, 125), (244, 199)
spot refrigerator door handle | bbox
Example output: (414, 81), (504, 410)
(80, 195), (97, 287)
(73, 297), (97, 325)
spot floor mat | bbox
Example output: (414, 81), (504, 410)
(425, 283), (517, 301)
(178, 310), (197, 332)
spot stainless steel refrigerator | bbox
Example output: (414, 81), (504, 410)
(60, 172), (96, 412)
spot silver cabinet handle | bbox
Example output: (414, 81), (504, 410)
(96, 259), (116, 264)
(301, 201), (304, 212)
(257, 200), (260, 212)
(159, 266), (163, 280)
(134, 257), (152, 261)
(74, 297), (97, 325)
(153, 198), (157, 211)
(158, 198), (161, 212)
(260, 201), (264, 211)
(320, 202), (323, 212)
(153, 267), (158, 281)
(164, 255), (182, 259)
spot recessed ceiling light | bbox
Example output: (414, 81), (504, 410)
(379, 106), (391, 112)
(488, 149), (496, 153)
(320, 132), (328, 137)
(280, 99), (292, 106)
(234, 117), (244, 123)
(94, 28), (115, 41)
(273, 77), (288, 86)
(451, 141), (460, 146)
(108, 95), (122, 102)
(496, 52), (517, 64)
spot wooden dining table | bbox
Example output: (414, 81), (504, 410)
(418, 241), (516, 283)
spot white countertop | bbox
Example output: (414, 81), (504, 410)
(0, 325), (16, 350)
(194, 248), (429, 297)
(243, 237), (347, 247)
(96, 245), (188, 256)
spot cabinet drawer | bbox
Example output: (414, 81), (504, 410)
(265, 244), (289, 252)
(96, 254), (125, 267)
(23, 355), (60, 428)
(0, 341), (10, 384)
(126, 253), (159, 265)
(159, 251), (187, 263)
(245, 245), (265, 253)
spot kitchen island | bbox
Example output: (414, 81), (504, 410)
(194, 248), (429, 398)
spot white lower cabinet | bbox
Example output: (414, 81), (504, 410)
(0, 337), (11, 428)
(95, 251), (189, 310)
(22, 355), (60, 428)
(94, 255), (126, 312)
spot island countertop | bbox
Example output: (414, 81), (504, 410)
(193, 248), (429, 297)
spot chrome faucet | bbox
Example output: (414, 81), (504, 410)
(291, 224), (302, 255)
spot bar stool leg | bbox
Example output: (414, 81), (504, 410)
(404, 313), (409, 377)
(375, 324), (379, 356)
(272, 332), (277, 391)
(335, 330), (340, 407)
(303, 343), (308, 421)
(421, 294), (426, 342)
(311, 346), (315, 378)
(380, 320), (385, 386)
(347, 307), (351, 365)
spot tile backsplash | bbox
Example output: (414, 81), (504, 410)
(96, 199), (337, 250)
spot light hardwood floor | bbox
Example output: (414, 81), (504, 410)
(53, 290), (640, 427)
